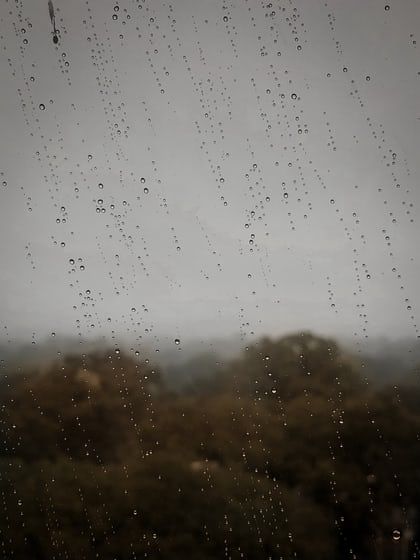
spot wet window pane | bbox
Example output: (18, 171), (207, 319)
(0, 1), (419, 558)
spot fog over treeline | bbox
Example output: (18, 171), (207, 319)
(2, 330), (420, 388)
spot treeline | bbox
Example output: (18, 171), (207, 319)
(0, 332), (419, 559)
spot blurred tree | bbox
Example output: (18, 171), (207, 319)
(1, 334), (419, 559)
(226, 332), (365, 402)
(1, 350), (162, 463)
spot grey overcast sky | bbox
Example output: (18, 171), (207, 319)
(0, 0), (419, 346)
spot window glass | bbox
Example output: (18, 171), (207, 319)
(0, 1), (419, 558)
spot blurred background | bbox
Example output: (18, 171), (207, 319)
(0, 0), (419, 558)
